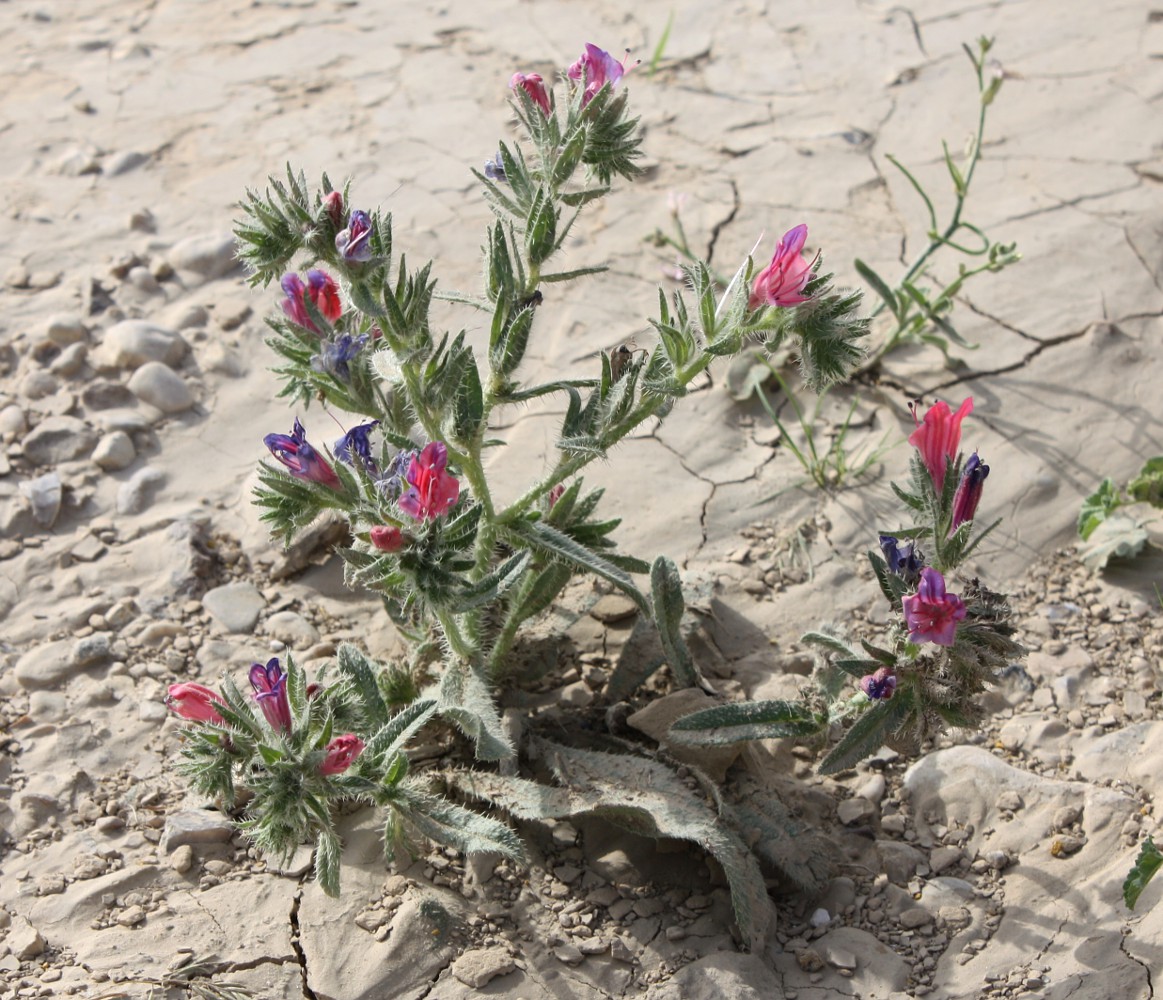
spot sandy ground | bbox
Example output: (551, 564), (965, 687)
(1, 0), (1162, 997)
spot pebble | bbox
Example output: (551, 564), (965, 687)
(589, 593), (639, 623)
(22, 415), (97, 465)
(14, 639), (76, 689)
(0, 404), (26, 438)
(44, 313), (88, 346)
(105, 149), (148, 176)
(9, 915), (46, 959)
(127, 361), (194, 413)
(92, 430), (136, 470)
(553, 943), (585, 965)
(50, 341), (88, 376)
(19, 472), (62, 528)
(161, 809), (235, 852)
(900, 907), (934, 929)
(116, 466), (166, 514)
(838, 797), (873, 825)
(167, 231), (238, 280)
(202, 581), (267, 633)
(264, 610), (320, 648)
(450, 947), (515, 988)
(72, 633), (113, 667)
(117, 905), (146, 927)
(929, 846), (963, 874)
(99, 320), (187, 369)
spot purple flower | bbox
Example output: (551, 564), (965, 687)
(377, 449), (414, 499)
(310, 333), (368, 383)
(483, 151), (507, 183)
(335, 209), (373, 263)
(280, 269), (342, 333)
(859, 667), (897, 700)
(950, 452), (989, 533)
(568, 43), (630, 106)
(398, 441), (460, 521)
(335, 420), (379, 474)
(264, 419), (342, 490)
(250, 657), (292, 732)
(879, 534), (923, 586)
(902, 568), (967, 647)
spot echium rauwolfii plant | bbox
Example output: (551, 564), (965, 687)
(167, 43), (868, 945)
(670, 396), (1026, 773)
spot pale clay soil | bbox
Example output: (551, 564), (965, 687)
(1, 1), (1163, 998)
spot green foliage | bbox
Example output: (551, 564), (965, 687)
(669, 700), (825, 744)
(1124, 835), (1163, 910)
(1077, 457), (1161, 569)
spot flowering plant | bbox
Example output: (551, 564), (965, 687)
(671, 396), (1025, 773)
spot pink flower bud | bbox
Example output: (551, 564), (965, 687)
(908, 397), (973, 494)
(322, 190), (344, 229)
(370, 525), (405, 551)
(749, 225), (815, 309)
(167, 683), (226, 724)
(509, 72), (551, 115)
(320, 734), (365, 775)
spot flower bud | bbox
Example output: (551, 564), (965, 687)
(859, 667), (897, 700)
(322, 190), (344, 229)
(370, 525), (405, 552)
(950, 452), (989, 532)
(320, 734), (365, 775)
(167, 683), (226, 724)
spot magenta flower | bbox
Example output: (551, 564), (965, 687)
(281, 269), (342, 333)
(950, 452), (989, 532)
(902, 568), (966, 647)
(250, 657), (292, 733)
(509, 72), (551, 115)
(749, 224), (816, 309)
(398, 441), (460, 521)
(859, 667), (897, 700)
(167, 683), (226, 724)
(908, 397), (973, 494)
(322, 190), (344, 229)
(264, 419), (342, 490)
(335, 209), (373, 263)
(320, 734), (366, 775)
(568, 43), (629, 105)
(370, 525), (404, 552)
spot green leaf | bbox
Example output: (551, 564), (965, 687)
(669, 700), (824, 745)
(445, 551), (531, 613)
(1078, 512), (1149, 571)
(818, 696), (912, 775)
(525, 187), (558, 266)
(510, 561), (573, 624)
(1127, 457), (1163, 508)
(437, 662), (512, 761)
(801, 630), (861, 659)
(363, 698), (437, 763)
(314, 824), (342, 897)
(1124, 835), (1163, 910)
(334, 644), (390, 729)
(506, 519), (651, 616)
(854, 259), (900, 321)
(399, 781), (526, 860)
(650, 556), (699, 689)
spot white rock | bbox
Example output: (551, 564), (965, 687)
(22, 415), (97, 466)
(450, 947), (516, 988)
(8, 915), (45, 960)
(0, 404), (26, 438)
(264, 610), (320, 648)
(99, 320), (188, 369)
(19, 472), (62, 528)
(14, 639), (75, 689)
(202, 581), (266, 633)
(49, 341), (87, 377)
(127, 361), (194, 413)
(92, 430), (136, 470)
(116, 466), (165, 514)
(168, 232), (237, 279)
(161, 809), (235, 852)
(44, 313), (88, 346)
(838, 797), (873, 825)
(104, 149), (148, 176)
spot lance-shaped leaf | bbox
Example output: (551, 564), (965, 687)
(650, 556), (700, 690)
(818, 695), (913, 775)
(314, 824), (342, 897)
(362, 698), (438, 764)
(1124, 835), (1163, 910)
(444, 551), (531, 613)
(334, 643), (391, 730)
(436, 661), (512, 761)
(397, 780), (525, 860)
(854, 258), (900, 321)
(447, 741), (772, 951)
(723, 785), (836, 894)
(505, 519), (650, 616)
(669, 699), (825, 745)
(509, 561), (573, 625)
(451, 350), (484, 444)
(525, 187), (558, 265)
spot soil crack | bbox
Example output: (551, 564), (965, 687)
(289, 890), (318, 1000)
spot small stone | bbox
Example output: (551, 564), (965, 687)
(92, 430), (136, 470)
(117, 466), (165, 514)
(880, 814), (907, 835)
(796, 948), (824, 972)
(559, 680), (594, 707)
(983, 850), (1011, 870)
(838, 797), (873, 825)
(129, 208), (157, 232)
(929, 846), (962, 874)
(0, 404), (27, 438)
(50, 341), (87, 376)
(168, 232), (238, 280)
(203, 581), (267, 633)
(71, 534), (108, 562)
(1052, 805), (1082, 831)
(14, 639), (75, 689)
(45, 313), (88, 346)
(22, 415), (97, 466)
(105, 149), (148, 176)
(9, 915), (45, 959)
(99, 320), (187, 369)
(995, 790), (1023, 812)
(127, 361), (194, 413)
(589, 593), (639, 623)
(899, 907), (933, 929)
(553, 943), (585, 965)
(72, 633), (113, 667)
(116, 905), (146, 927)
(450, 947), (516, 988)
(855, 773), (886, 805)
(19, 472), (62, 528)
(1051, 836), (1084, 858)
(106, 599), (138, 629)
(263, 610), (320, 648)
(161, 809), (235, 852)
(823, 942), (857, 971)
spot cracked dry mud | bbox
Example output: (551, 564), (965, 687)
(1, 1), (1162, 998)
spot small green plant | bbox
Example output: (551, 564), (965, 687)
(855, 36), (1020, 367)
(1124, 835), (1163, 910)
(755, 360), (895, 492)
(647, 11), (675, 78)
(1077, 457), (1163, 570)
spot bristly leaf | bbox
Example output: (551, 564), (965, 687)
(1124, 835), (1163, 910)
(436, 662), (512, 761)
(1077, 477), (1121, 540)
(819, 695), (912, 775)
(650, 556), (700, 689)
(334, 644), (391, 730)
(398, 780), (526, 861)
(314, 824), (342, 897)
(669, 700), (825, 745)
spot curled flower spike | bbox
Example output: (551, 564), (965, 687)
(879, 534), (923, 586)
(167, 683), (226, 724)
(335, 209), (373, 263)
(320, 734), (365, 775)
(335, 420), (380, 474)
(908, 397), (973, 494)
(311, 332), (368, 383)
(264, 419), (342, 490)
(749, 224), (816, 309)
(398, 441), (460, 521)
(950, 452), (989, 533)
(859, 667), (897, 700)
(250, 657), (292, 733)
(509, 72), (551, 115)
(568, 43), (631, 106)
(280, 269), (342, 333)
(369, 525), (404, 552)
(902, 568), (966, 647)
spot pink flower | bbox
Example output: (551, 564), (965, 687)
(902, 568), (966, 647)
(547, 484), (565, 508)
(859, 667), (897, 700)
(249, 657), (292, 733)
(322, 190), (344, 229)
(280, 269), (342, 333)
(264, 419), (342, 491)
(320, 734), (365, 775)
(509, 72), (551, 115)
(568, 43), (629, 106)
(370, 525), (404, 552)
(908, 398), (973, 493)
(167, 683), (226, 724)
(748, 224), (816, 309)
(398, 441), (460, 521)
(950, 452), (989, 533)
